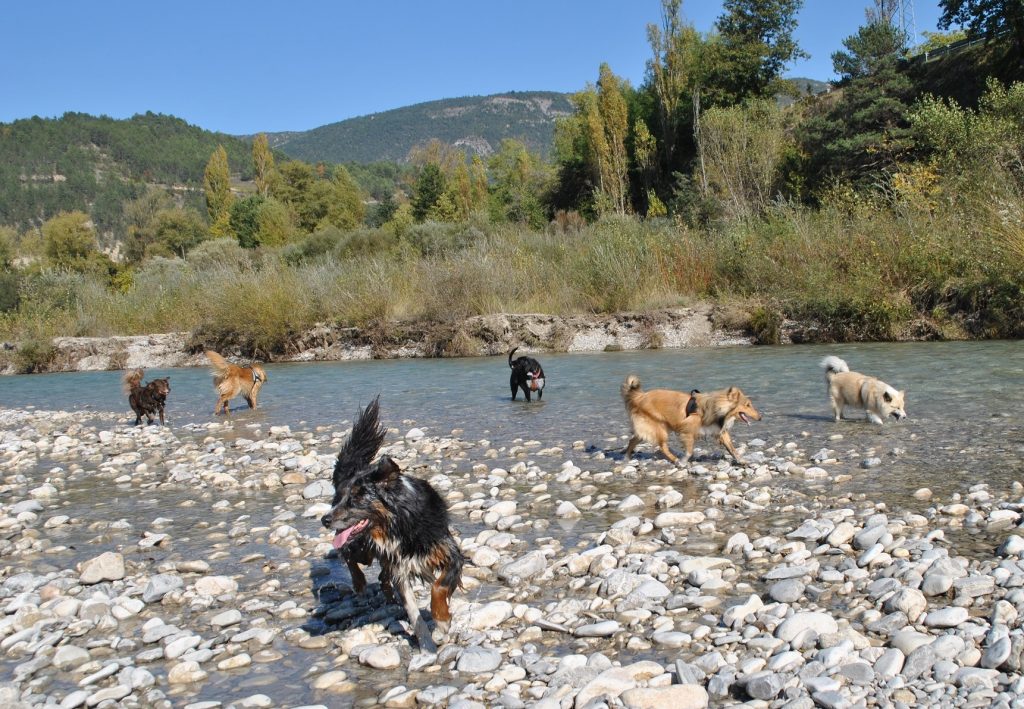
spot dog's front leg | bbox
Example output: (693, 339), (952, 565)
(623, 435), (641, 459)
(398, 580), (436, 652)
(658, 440), (679, 464)
(718, 431), (744, 464)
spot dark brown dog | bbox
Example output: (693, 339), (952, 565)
(508, 346), (545, 402)
(123, 369), (170, 425)
(204, 350), (267, 415)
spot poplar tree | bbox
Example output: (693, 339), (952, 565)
(597, 64), (631, 215)
(252, 133), (275, 198)
(203, 145), (234, 237)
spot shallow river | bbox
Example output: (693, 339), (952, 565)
(1, 340), (1023, 706)
(3, 340), (1022, 502)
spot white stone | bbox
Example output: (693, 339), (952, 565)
(775, 612), (838, 642)
(78, 552), (125, 584)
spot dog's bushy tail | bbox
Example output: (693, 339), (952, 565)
(122, 368), (144, 394)
(440, 535), (465, 593)
(333, 396), (386, 489)
(205, 350), (230, 376)
(621, 374), (642, 401)
(508, 347), (518, 368)
(820, 356), (849, 378)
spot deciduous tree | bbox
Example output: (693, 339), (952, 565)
(597, 64), (632, 215)
(42, 211), (97, 267)
(203, 145), (234, 238)
(939, 0), (1024, 61)
(252, 133), (275, 198)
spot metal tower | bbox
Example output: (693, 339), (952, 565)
(896, 0), (917, 45)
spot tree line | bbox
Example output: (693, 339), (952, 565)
(0, 0), (1021, 343)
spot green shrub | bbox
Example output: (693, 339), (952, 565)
(0, 272), (20, 313)
(15, 337), (55, 374)
(749, 306), (782, 345)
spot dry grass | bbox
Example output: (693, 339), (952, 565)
(3, 184), (1022, 354)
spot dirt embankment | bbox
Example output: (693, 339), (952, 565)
(9, 306), (758, 374)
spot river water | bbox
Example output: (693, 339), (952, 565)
(1, 340), (1023, 706)
(3, 340), (1022, 503)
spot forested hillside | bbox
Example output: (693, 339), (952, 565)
(268, 92), (574, 164)
(1, 0), (1023, 371)
(0, 112), (254, 235)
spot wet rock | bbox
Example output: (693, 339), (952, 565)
(497, 551), (547, 585)
(143, 574), (183, 603)
(457, 646), (502, 673)
(51, 645), (90, 671)
(359, 644), (402, 669)
(78, 552), (125, 584)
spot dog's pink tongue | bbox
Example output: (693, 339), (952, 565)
(332, 519), (369, 549)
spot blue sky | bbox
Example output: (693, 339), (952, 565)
(2, 1), (944, 135)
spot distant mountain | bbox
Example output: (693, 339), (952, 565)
(266, 91), (575, 164)
(0, 112), (255, 232)
(778, 77), (833, 106)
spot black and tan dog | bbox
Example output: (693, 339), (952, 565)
(321, 398), (463, 651)
(122, 368), (170, 426)
(508, 346), (545, 401)
(204, 350), (267, 415)
(622, 375), (761, 464)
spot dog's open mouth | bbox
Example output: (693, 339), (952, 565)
(332, 519), (369, 549)
(739, 412), (752, 424)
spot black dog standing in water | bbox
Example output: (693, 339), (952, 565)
(508, 346), (546, 401)
(320, 397), (463, 652)
(122, 368), (170, 425)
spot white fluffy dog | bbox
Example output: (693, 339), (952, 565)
(821, 356), (907, 424)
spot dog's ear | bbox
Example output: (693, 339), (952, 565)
(727, 387), (741, 401)
(369, 455), (401, 483)
(883, 391), (893, 403)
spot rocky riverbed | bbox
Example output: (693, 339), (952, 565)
(2, 406), (1023, 708)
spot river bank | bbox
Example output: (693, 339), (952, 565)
(1, 303), (953, 375)
(2, 306), (753, 375)
(1, 401), (1023, 708)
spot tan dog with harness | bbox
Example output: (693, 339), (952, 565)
(205, 350), (267, 415)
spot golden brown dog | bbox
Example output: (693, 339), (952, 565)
(821, 355), (906, 424)
(622, 375), (761, 464)
(204, 350), (267, 415)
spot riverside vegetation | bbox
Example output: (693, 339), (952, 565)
(1, 1), (1022, 373)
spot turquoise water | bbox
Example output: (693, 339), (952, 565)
(3, 340), (1022, 499)
(2, 340), (1023, 706)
